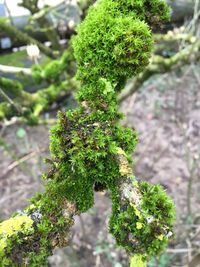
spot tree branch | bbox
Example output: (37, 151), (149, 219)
(0, 191), (77, 265)
(0, 18), (56, 59)
(118, 37), (200, 102)
(0, 78), (78, 122)
(19, 0), (61, 51)
(0, 146), (173, 265)
(0, 1), (175, 266)
(0, 45), (77, 122)
(0, 65), (32, 75)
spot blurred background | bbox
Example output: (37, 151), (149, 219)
(0, 0), (200, 266)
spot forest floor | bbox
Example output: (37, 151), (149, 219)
(0, 63), (200, 267)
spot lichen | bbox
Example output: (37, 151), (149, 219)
(130, 254), (147, 267)
(0, 215), (34, 265)
(0, 215), (33, 238)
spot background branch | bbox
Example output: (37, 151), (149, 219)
(0, 18), (56, 59)
(118, 37), (200, 102)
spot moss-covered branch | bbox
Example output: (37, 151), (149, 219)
(19, 0), (61, 51)
(0, 46), (77, 123)
(0, 189), (77, 266)
(0, 146), (174, 266)
(110, 150), (174, 261)
(119, 34), (200, 102)
(0, 0), (175, 266)
(0, 18), (56, 59)
(0, 77), (78, 123)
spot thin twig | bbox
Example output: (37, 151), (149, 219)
(0, 87), (22, 113)
(79, 214), (87, 241)
(0, 147), (47, 182)
(166, 248), (194, 253)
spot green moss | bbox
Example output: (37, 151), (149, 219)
(0, 77), (23, 97)
(49, 107), (137, 211)
(31, 43), (76, 85)
(46, 0), (172, 217)
(0, 102), (10, 119)
(47, 0), (174, 257)
(73, 0), (170, 92)
(109, 179), (175, 257)
(31, 65), (43, 84)
(43, 60), (62, 82)
(0, 47), (77, 123)
(0, 0), (175, 265)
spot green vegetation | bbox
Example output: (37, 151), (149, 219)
(110, 180), (175, 256)
(0, 0), (175, 266)
(0, 46), (77, 123)
(0, 51), (27, 67)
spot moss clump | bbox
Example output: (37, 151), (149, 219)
(31, 44), (76, 85)
(0, 215), (33, 244)
(0, 193), (74, 266)
(0, 0), (175, 265)
(0, 103), (10, 120)
(73, 0), (170, 91)
(109, 179), (175, 257)
(49, 106), (137, 212)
